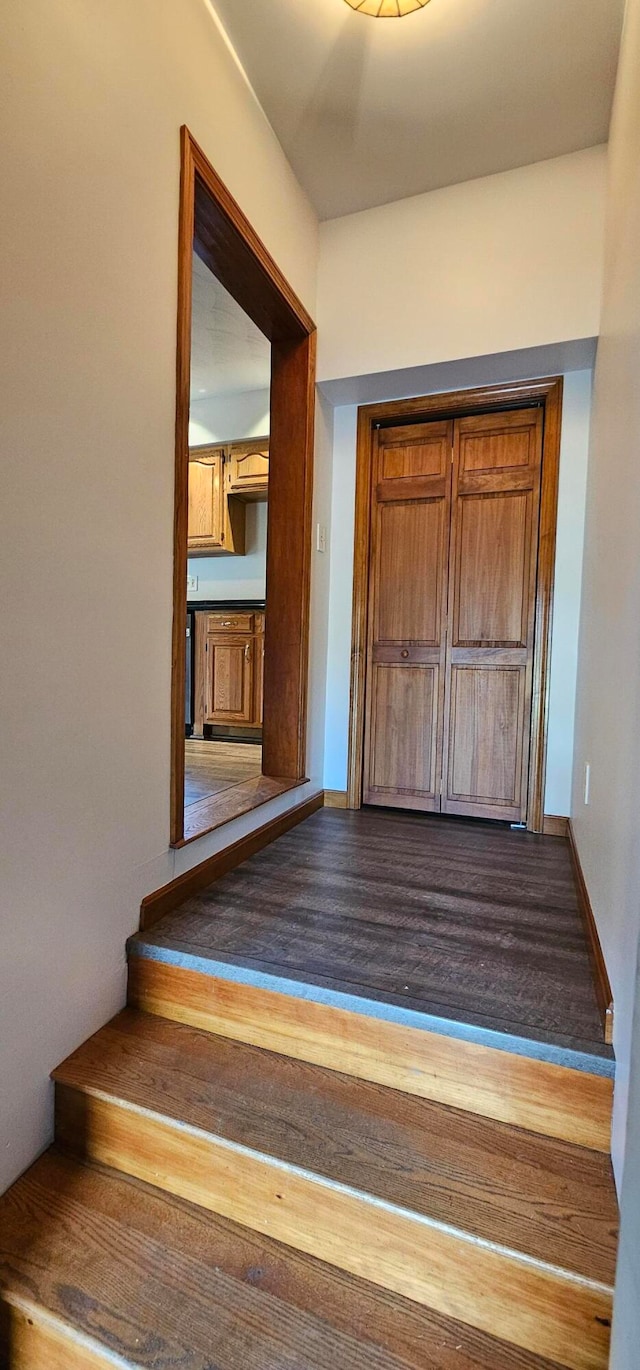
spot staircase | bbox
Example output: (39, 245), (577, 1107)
(0, 935), (618, 1370)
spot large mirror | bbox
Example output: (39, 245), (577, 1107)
(170, 130), (316, 848)
(184, 255), (270, 835)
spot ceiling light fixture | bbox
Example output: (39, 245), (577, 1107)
(344, 0), (430, 16)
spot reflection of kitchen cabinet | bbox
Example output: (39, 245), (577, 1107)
(226, 439), (269, 500)
(204, 633), (255, 725)
(188, 446), (245, 556)
(194, 611), (265, 734)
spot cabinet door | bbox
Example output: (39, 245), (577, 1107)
(188, 451), (225, 551)
(204, 633), (255, 724)
(188, 447), (246, 555)
(226, 440), (269, 499)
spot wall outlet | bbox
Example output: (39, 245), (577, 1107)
(584, 762), (591, 805)
(187, 574), (199, 593)
(316, 523), (327, 553)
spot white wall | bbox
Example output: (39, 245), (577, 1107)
(189, 387), (270, 445)
(611, 933), (640, 1367)
(188, 502), (267, 601)
(317, 147), (606, 386)
(571, 0), (640, 1198)
(544, 370), (592, 816)
(307, 393), (335, 785)
(323, 370), (592, 819)
(0, 0), (319, 1195)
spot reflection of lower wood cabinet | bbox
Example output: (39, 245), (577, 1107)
(194, 612), (264, 734)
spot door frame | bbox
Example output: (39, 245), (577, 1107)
(346, 377), (563, 833)
(171, 127), (316, 846)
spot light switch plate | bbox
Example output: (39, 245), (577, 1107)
(187, 574), (199, 593)
(316, 523), (326, 553)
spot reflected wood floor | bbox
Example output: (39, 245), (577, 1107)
(139, 807), (610, 1058)
(184, 740), (262, 806)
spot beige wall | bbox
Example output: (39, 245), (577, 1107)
(571, 0), (640, 1195)
(0, 0), (320, 1194)
(317, 147), (607, 386)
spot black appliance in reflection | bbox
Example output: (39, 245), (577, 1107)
(185, 611), (194, 736)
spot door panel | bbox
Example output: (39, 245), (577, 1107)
(369, 666), (438, 801)
(454, 491), (531, 646)
(442, 407), (543, 822)
(381, 423), (448, 481)
(363, 420), (453, 810)
(458, 410), (538, 474)
(446, 667), (525, 818)
(376, 500), (445, 645)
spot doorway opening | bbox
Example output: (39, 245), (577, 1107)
(171, 129), (316, 847)
(347, 378), (563, 833)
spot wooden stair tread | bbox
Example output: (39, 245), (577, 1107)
(53, 1007), (618, 1287)
(0, 1149), (568, 1370)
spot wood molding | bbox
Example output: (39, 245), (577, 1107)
(128, 958), (613, 1152)
(568, 821), (614, 1045)
(527, 379), (563, 832)
(182, 776), (302, 847)
(346, 378), (564, 831)
(171, 127), (316, 844)
(140, 790), (323, 930)
(543, 814), (569, 837)
(262, 330), (316, 779)
(170, 126), (196, 846)
(55, 1082), (613, 1370)
(324, 789), (348, 808)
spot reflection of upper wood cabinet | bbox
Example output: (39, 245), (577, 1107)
(226, 439), (269, 501)
(188, 446), (245, 556)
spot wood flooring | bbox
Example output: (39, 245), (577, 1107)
(0, 805), (618, 1369)
(0, 1151), (574, 1370)
(53, 1010), (618, 1288)
(46, 1010), (616, 1369)
(138, 807), (610, 1058)
(184, 739), (262, 805)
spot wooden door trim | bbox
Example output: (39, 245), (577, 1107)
(347, 378), (563, 831)
(171, 128), (316, 845)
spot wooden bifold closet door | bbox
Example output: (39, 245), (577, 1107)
(363, 406), (544, 824)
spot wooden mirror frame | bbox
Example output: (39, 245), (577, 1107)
(170, 128), (316, 847)
(346, 377), (564, 834)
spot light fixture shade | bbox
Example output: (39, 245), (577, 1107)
(344, 0), (430, 15)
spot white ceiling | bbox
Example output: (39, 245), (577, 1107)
(190, 253), (271, 401)
(210, 0), (624, 220)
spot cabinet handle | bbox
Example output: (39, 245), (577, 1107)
(221, 619), (237, 627)
(401, 649), (409, 659)
(244, 644), (251, 662)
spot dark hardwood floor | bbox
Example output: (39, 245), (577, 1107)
(135, 808), (611, 1061)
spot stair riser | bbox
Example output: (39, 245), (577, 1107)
(1, 1298), (108, 1369)
(56, 1084), (612, 1370)
(128, 956), (613, 1152)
